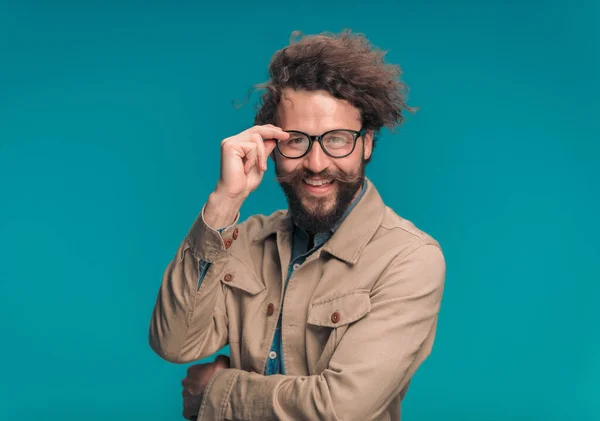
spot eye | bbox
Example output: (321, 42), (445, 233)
(328, 136), (348, 144)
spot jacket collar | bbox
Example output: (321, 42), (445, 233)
(254, 177), (385, 264)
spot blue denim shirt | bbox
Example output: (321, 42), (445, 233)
(199, 180), (367, 375)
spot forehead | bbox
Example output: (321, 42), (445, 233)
(277, 88), (362, 132)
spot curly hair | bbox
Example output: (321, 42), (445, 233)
(251, 29), (416, 156)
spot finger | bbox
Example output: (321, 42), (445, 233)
(232, 141), (256, 158)
(239, 142), (258, 174)
(248, 125), (289, 141)
(236, 141), (258, 173)
(186, 363), (205, 375)
(245, 150), (258, 174)
(247, 123), (278, 131)
(250, 133), (267, 171)
(183, 408), (194, 420)
(215, 354), (231, 368)
(183, 399), (202, 417)
(215, 354), (230, 363)
(262, 123), (284, 132)
(264, 139), (277, 156)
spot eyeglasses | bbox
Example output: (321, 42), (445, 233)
(276, 128), (366, 159)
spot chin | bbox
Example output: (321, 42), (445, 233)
(301, 196), (336, 213)
(303, 208), (337, 226)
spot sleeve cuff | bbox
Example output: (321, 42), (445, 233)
(198, 369), (240, 421)
(199, 369), (286, 421)
(185, 203), (240, 262)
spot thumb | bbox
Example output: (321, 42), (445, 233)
(214, 354), (230, 368)
(264, 139), (277, 156)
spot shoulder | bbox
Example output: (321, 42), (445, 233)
(236, 208), (289, 240)
(365, 205), (444, 274)
(380, 206), (442, 250)
(373, 208), (446, 290)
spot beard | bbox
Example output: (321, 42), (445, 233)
(275, 160), (366, 234)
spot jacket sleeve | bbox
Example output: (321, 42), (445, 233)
(197, 224), (236, 289)
(148, 204), (240, 364)
(197, 243), (446, 421)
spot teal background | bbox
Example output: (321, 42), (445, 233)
(1, 0), (598, 419)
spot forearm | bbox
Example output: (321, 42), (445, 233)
(197, 244), (446, 421)
(149, 204), (239, 363)
(202, 370), (339, 421)
(199, 367), (405, 421)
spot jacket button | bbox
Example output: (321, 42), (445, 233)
(233, 227), (239, 240)
(224, 273), (233, 282)
(331, 311), (340, 324)
(223, 239), (233, 249)
(267, 303), (275, 316)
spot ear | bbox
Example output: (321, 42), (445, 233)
(363, 130), (374, 160)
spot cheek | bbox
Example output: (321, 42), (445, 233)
(336, 156), (362, 174)
(277, 158), (301, 174)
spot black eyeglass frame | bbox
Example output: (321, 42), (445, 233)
(275, 128), (367, 159)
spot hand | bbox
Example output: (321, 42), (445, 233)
(204, 124), (289, 228)
(216, 124), (289, 201)
(181, 355), (230, 420)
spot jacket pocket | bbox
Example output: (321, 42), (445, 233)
(307, 289), (371, 327)
(220, 256), (267, 350)
(219, 256), (265, 296)
(307, 289), (372, 374)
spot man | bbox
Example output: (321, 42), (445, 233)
(149, 30), (446, 421)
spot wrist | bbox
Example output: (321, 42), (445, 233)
(204, 190), (243, 229)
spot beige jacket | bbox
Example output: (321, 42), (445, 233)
(149, 178), (446, 421)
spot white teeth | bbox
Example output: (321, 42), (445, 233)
(303, 178), (333, 186)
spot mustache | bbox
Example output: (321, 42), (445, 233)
(276, 168), (362, 185)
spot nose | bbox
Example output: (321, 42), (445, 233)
(303, 141), (329, 173)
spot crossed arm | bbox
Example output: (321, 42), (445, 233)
(171, 243), (445, 421)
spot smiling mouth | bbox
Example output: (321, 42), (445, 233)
(302, 178), (334, 186)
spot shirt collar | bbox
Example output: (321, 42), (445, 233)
(254, 177), (386, 264)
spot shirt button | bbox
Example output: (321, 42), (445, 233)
(223, 273), (233, 282)
(233, 227), (239, 240)
(223, 238), (233, 249)
(267, 303), (275, 316)
(331, 311), (341, 324)
(269, 351), (277, 360)
(292, 263), (300, 271)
